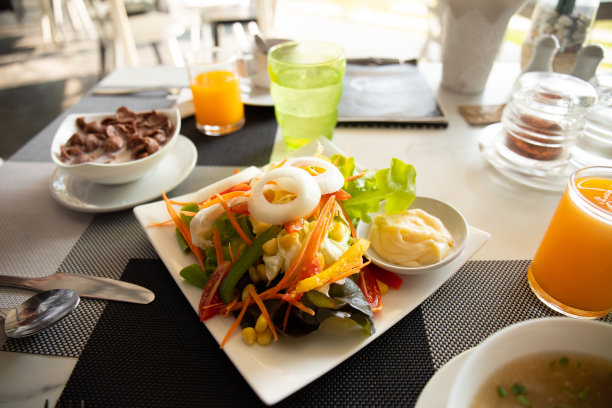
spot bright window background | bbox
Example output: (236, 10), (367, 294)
(272, 0), (612, 71)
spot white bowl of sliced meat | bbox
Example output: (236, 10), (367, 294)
(51, 106), (180, 185)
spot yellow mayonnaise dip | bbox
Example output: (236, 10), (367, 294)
(368, 209), (454, 267)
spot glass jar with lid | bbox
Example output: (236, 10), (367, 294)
(571, 72), (612, 168)
(496, 72), (597, 178)
(521, 0), (600, 74)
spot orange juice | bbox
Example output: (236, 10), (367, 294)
(190, 70), (244, 131)
(528, 168), (612, 318)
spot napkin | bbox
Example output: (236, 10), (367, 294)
(174, 88), (195, 119)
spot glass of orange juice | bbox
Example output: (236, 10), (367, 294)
(184, 47), (245, 136)
(528, 166), (612, 318)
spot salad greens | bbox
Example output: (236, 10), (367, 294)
(240, 277), (374, 337)
(171, 153), (415, 345)
(332, 155), (417, 223)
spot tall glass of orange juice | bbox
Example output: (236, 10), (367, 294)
(184, 47), (245, 136)
(528, 166), (612, 318)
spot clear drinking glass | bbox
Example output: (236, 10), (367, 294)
(527, 166), (612, 318)
(268, 41), (346, 150)
(184, 47), (245, 136)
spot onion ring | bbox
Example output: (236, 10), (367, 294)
(284, 157), (345, 194)
(190, 197), (247, 248)
(247, 167), (321, 225)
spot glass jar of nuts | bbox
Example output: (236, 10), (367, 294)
(521, 0), (600, 74)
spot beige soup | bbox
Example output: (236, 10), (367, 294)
(470, 352), (612, 408)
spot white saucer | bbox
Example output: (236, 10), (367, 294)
(240, 81), (274, 106)
(50, 135), (197, 212)
(479, 123), (572, 192)
(415, 348), (473, 408)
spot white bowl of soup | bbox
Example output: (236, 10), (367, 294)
(447, 317), (612, 408)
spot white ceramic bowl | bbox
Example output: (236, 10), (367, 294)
(446, 317), (612, 408)
(51, 107), (180, 185)
(356, 197), (469, 275)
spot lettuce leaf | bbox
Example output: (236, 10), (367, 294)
(332, 155), (417, 223)
(239, 277), (375, 337)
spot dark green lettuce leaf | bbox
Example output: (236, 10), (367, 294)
(241, 277), (375, 337)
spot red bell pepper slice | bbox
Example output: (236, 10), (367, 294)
(366, 264), (403, 290)
(199, 260), (232, 321)
(284, 218), (305, 234)
(230, 200), (249, 215)
(358, 268), (382, 312)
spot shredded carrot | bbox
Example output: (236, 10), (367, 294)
(162, 192), (206, 271)
(273, 158), (288, 169)
(234, 168), (240, 174)
(220, 294), (251, 348)
(213, 229), (223, 268)
(169, 199), (192, 206)
(199, 190), (250, 208)
(281, 294), (315, 316)
(262, 195), (337, 297)
(148, 219), (174, 227)
(344, 170), (368, 183)
(215, 194), (253, 245)
(220, 297), (238, 318)
(248, 285), (278, 341)
(326, 262), (369, 285)
(287, 196), (335, 283)
(220, 182), (252, 195)
(179, 211), (197, 217)
(282, 304), (292, 331)
(332, 155), (340, 166)
(337, 201), (357, 239)
(291, 197), (336, 285)
(228, 242), (236, 264)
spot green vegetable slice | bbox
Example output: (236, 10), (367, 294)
(179, 202), (199, 224)
(218, 225), (282, 304)
(179, 264), (210, 288)
(175, 228), (191, 254)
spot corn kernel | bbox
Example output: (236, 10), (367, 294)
(248, 266), (260, 283)
(256, 328), (273, 345)
(241, 327), (257, 346)
(256, 264), (268, 281)
(251, 218), (271, 235)
(242, 284), (255, 301)
(329, 222), (347, 242)
(377, 279), (389, 295)
(254, 314), (268, 333)
(262, 237), (278, 256)
(279, 232), (299, 250)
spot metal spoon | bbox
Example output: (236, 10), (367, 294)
(0, 289), (80, 338)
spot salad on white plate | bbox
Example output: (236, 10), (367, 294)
(133, 138), (491, 405)
(153, 145), (417, 347)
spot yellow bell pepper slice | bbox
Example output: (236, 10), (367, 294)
(295, 238), (370, 293)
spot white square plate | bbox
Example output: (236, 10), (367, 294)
(133, 138), (490, 405)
